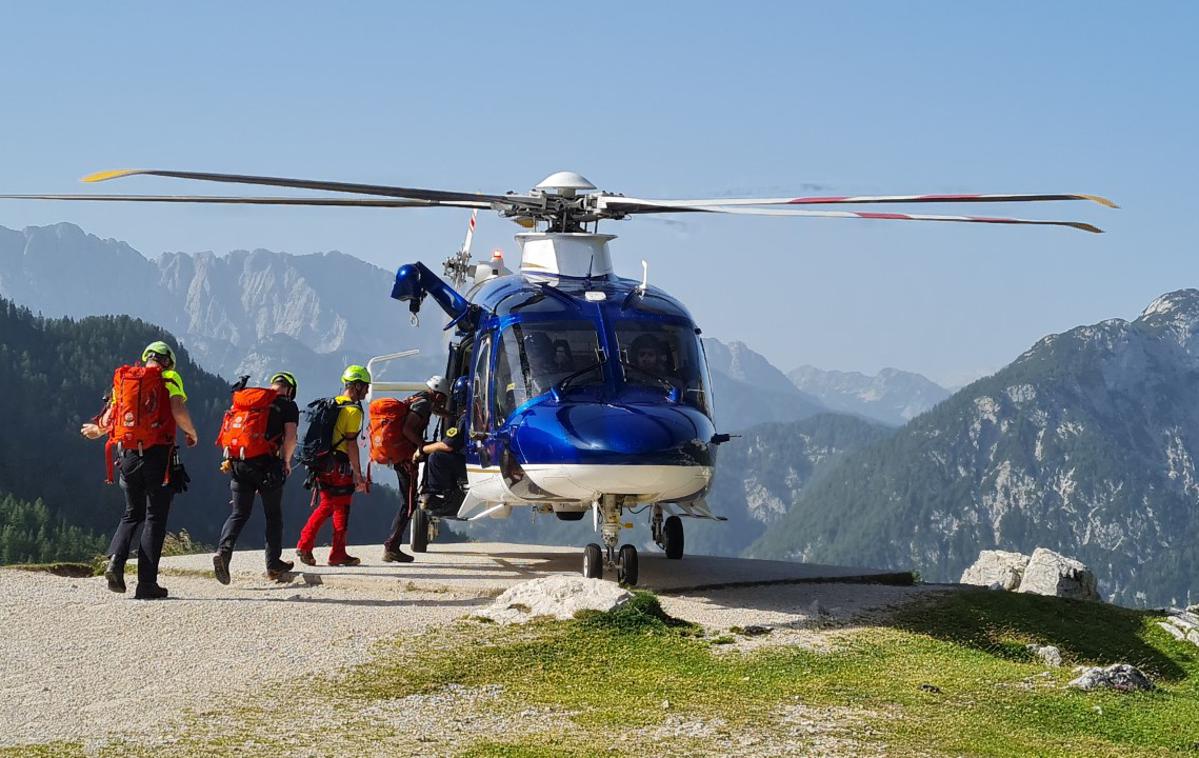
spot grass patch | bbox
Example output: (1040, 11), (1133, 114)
(22, 588), (1194, 756)
(335, 588), (1199, 756)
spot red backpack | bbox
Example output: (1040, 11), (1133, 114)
(104, 364), (176, 483)
(216, 387), (279, 460)
(368, 396), (422, 465)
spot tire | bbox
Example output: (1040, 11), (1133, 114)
(410, 507), (430, 553)
(617, 544), (639, 587)
(555, 510), (586, 521)
(663, 515), (684, 560)
(582, 543), (604, 579)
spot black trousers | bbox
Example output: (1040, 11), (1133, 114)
(108, 446), (174, 587)
(384, 463), (415, 551)
(425, 452), (466, 496)
(218, 459), (285, 568)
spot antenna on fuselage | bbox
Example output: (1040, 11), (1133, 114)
(639, 260), (649, 293)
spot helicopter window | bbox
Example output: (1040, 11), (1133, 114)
(495, 321), (603, 419)
(471, 334), (492, 431)
(614, 321), (712, 416)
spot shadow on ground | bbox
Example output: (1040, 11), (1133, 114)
(888, 587), (1188, 681)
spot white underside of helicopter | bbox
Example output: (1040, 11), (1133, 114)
(459, 463), (713, 519)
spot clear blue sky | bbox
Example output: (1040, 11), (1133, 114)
(1, 3), (1195, 386)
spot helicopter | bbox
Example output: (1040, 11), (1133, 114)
(0, 169), (1115, 584)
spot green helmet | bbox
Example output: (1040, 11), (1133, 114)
(270, 371), (298, 392)
(142, 340), (176, 368)
(341, 364), (372, 385)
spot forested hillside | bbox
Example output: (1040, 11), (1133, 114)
(0, 298), (411, 562)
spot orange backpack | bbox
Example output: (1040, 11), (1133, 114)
(216, 387), (279, 460)
(368, 397), (420, 465)
(104, 364), (176, 483)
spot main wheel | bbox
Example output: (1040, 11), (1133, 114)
(582, 543), (603, 579)
(410, 507), (430, 553)
(555, 510), (586, 521)
(617, 544), (639, 587)
(663, 515), (684, 560)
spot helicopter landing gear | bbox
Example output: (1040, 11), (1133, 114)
(651, 505), (685, 560)
(578, 495), (639, 586)
(410, 506), (430, 553)
(617, 544), (639, 586)
(582, 543), (603, 579)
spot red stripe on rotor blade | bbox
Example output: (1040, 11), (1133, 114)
(787, 196), (848, 204)
(856, 212), (911, 220)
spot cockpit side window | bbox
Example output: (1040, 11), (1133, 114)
(471, 334), (492, 431)
(495, 320), (604, 420)
(614, 320), (713, 417)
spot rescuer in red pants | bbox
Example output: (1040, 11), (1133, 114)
(296, 365), (371, 567)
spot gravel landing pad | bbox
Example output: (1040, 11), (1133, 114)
(0, 545), (922, 750)
(158, 541), (911, 594)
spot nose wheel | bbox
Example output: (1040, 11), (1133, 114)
(580, 542), (639, 586)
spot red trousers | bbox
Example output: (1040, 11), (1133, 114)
(296, 471), (354, 562)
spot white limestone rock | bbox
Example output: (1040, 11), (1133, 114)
(960, 550), (1031, 591)
(1016, 548), (1100, 601)
(475, 576), (633, 624)
(1068, 664), (1154, 692)
(1026, 644), (1063, 667)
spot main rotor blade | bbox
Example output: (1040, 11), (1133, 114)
(81, 168), (516, 205)
(613, 201), (1104, 233)
(0, 194), (491, 209)
(605, 192), (1118, 209)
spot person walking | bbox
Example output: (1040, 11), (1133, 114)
(212, 371), (300, 584)
(295, 365), (371, 567)
(381, 375), (448, 563)
(81, 341), (198, 599)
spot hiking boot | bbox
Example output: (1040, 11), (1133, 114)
(104, 556), (126, 594)
(328, 555), (361, 567)
(382, 547), (414, 564)
(133, 584), (169, 600)
(212, 552), (231, 585)
(296, 549), (316, 566)
(266, 560), (295, 581)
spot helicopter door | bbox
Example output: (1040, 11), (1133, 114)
(469, 333), (494, 468)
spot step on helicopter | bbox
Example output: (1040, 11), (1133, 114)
(1, 169), (1116, 585)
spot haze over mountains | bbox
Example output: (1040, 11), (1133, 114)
(788, 365), (951, 426)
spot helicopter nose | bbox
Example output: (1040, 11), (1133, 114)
(509, 401), (716, 466)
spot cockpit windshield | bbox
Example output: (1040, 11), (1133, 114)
(614, 321), (713, 416)
(495, 320), (604, 421)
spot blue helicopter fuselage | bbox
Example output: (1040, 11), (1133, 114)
(393, 261), (720, 506)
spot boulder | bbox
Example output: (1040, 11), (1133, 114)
(1162, 609), (1199, 648)
(475, 576), (633, 625)
(1068, 664), (1154, 692)
(1026, 644), (1063, 667)
(960, 550), (1031, 590)
(1016, 548), (1100, 601)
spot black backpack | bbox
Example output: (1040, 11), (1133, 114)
(298, 397), (357, 483)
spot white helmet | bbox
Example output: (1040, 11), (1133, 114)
(426, 375), (449, 396)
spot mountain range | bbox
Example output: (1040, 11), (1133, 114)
(750, 290), (1199, 607)
(0, 222), (947, 427)
(8, 221), (1193, 608)
(0, 222), (447, 400)
(787, 365), (951, 426)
